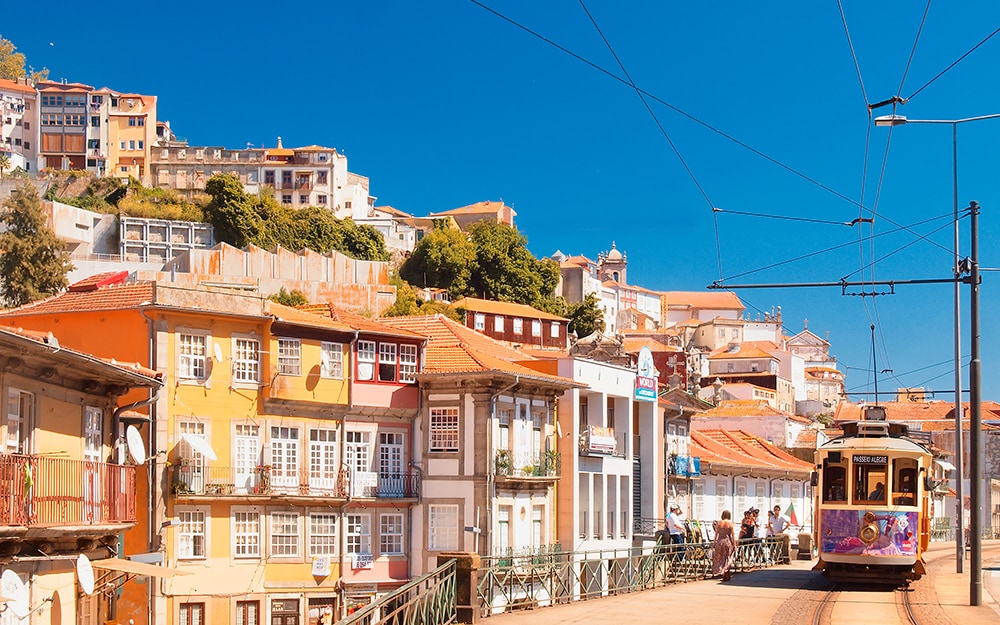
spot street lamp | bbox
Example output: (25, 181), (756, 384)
(873, 113), (997, 604)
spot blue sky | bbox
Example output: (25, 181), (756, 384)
(8, 1), (1000, 402)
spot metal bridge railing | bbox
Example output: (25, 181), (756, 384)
(477, 537), (786, 617)
(335, 558), (457, 625)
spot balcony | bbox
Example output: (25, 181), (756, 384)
(168, 466), (419, 500)
(579, 426), (626, 457)
(0, 454), (136, 527)
(494, 450), (560, 481)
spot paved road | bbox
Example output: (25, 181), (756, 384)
(485, 541), (1000, 625)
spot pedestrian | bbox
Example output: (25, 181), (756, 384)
(667, 504), (686, 545)
(767, 505), (788, 536)
(712, 510), (737, 581)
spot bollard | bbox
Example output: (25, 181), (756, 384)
(796, 533), (813, 560)
(438, 552), (481, 624)
(780, 534), (791, 563)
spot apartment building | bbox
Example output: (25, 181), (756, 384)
(451, 297), (569, 350)
(0, 325), (163, 625)
(0, 77), (37, 171)
(102, 90), (157, 183)
(0, 274), (425, 625)
(36, 80), (92, 171)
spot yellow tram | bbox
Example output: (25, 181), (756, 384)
(813, 419), (933, 582)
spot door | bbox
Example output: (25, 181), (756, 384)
(346, 431), (373, 497)
(270, 427), (300, 492)
(234, 425), (260, 494)
(83, 407), (102, 522)
(179, 422), (206, 493)
(270, 599), (299, 625)
(309, 429), (339, 494)
(378, 432), (404, 496)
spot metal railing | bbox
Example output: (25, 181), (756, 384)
(477, 538), (786, 617)
(0, 454), (136, 526)
(336, 558), (456, 625)
(494, 450), (560, 478)
(168, 465), (419, 499)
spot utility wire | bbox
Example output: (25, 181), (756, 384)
(712, 207), (862, 227)
(896, 0), (933, 99)
(841, 218), (953, 280)
(907, 25), (1000, 101)
(837, 0), (871, 108)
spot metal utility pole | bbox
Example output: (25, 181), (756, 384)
(968, 200), (982, 606)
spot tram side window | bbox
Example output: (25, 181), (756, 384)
(893, 460), (918, 506)
(823, 463), (847, 502)
(853, 462), (887, 504)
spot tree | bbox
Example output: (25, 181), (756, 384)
(0, 36), (49, 82)
(0, 153), (9, 177)
(399, 226), (476, 298)
(567, 293), (606, 339)
(268, 287), (308, 307)
(0, 182), (73, 306)
(203, 174), (267, 248)
(468, 221), (556, 305)
(382, 274), (419, 317)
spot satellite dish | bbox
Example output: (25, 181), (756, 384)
(213, 342), (223, 363)
(126, 425), (146, 465)
(1, 569), (29, 618)
(76, 554), (95, 596)
(181, 433), (218, 462)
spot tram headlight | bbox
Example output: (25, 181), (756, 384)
(859, 522), (880, 545)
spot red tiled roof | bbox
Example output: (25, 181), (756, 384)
(378, 314), (579, 387)
(834, 401), (954, 422)
(450, 297), (568, 322)
(691, 429), (811, 472)
(0, 77), (36, 95)
(708, 343), (777, 360)
(267, 301), (355, 332)
(0, 325), (161, 382)
(621, 336), (680, 353)
(698, 399), (794, 419)
(0, 278), (154, 317)
(296, 303), (425, 338)
(431, 200), (512, 216)
(665, 291), (744, 310)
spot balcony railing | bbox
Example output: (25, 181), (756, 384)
(494, 450), (560, 478)
(168, 465), (419, 499)
(0, 454), (136, 526)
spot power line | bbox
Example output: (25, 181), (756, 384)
(906, 24), (1000, 101)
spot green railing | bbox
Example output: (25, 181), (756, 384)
(477, 538), (786, 617)
(335, 558), (456, 625)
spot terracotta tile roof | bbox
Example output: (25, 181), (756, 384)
(708, 343), (777, 360)
(36, 81), (93, 92)
(665, 291), (744, 310)
(294, 145), (337, 152)
(296, 303), (425, 338)
(378, 315), (580, 387)
(697, 399), (795, 419)
(559, 255), (596, 269)
(431, 200), (513, 216)
(793, 428), (818, 447)
(834, 401), (955, 422)
(372, 205), (413, 218)
(691, 429), (812, 472)
(621, 336), (680, 353)
(0, 276), (154, 317)
(450, 297), (569, 322)
(0, 77), (36, 95)
(267, 301), (355, 333)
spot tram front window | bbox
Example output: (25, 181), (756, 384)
(852, 454), (888, 504)
(823, 463), (846, 502)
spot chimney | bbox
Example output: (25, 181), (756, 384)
(276, 136), (283, 149)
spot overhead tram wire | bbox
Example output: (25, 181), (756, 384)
(840, 218), (954, 281)
(905, 24), (1000, 102)
(574, 0), (721, 278)
(711, 208), (865, 227)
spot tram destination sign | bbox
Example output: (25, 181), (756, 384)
(853, 454), (888, 465)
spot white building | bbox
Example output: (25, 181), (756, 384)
(0, 77), (38, 172)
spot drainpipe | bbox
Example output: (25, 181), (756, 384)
(137, 305), (158, 625)
(338, 330), (359, 620)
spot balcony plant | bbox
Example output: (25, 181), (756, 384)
(494, 450), (511, 476)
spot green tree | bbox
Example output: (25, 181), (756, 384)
(567, 293), (606, 339)
(268, 287), (308, 307)
(0, 153), (9, 177)
(0, 182), (73, 306)
(0, 36), (49, 82)
(338, 220), (389, 262)
(382, 274), (419, 317)
(468, 221), (555, 305)
(203, 174), (266, 248)
(399, 226), (476, 298)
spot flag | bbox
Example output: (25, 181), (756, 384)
(785, 502), (799, 526)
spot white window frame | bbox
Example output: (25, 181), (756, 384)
(531, 320), (541, 337)
(320, 341), (344, 379)
(177, 332), (208, 380)
(356, 340), (376, 381)
(308, 428), (339, 491)
(494, 316), (504, 332)
(398, 344), (417, 383)
(429, 407), (459, 453)
(232, 335), (261, 384)
(6, 388), (34, 454)
(269, 426), (300, 489)
(277, 338), (301, 376)
(378, 342), (397, 382)
(550, 322), (560, 338)
(269, 511), (300, 557)
(346, 513), (371, 555)
(379, 513), (404, 556)
(513, 318), (523, 334)
(474, 313), (485, 331)
(177, 508), (207, 559)
(232, 508), (261, 559)
(428, 504), (459, 551)
(308, 512), (338, 556)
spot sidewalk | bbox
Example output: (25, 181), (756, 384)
(930, 542), (1000, 625)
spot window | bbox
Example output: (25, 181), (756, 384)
(282, 171), (292, 186)
(474, 313), (485, 331)
(346, 431), (370, 477)
(270, 512), (299, 556)
(532, 506), (543, 547)
(398, 344), (417, 383)
(138, 140), (144, 149)
(299, 194), (309, 204)
(320, 341), (343, 379)
(308, 429), (338, 490)
(233, 510), (260, 558)
(550, 322), (560, 338)
(129, 140), (136, 151)
(233, 337), (260, 384)
(346, 514), (371, 555)
(309, 512), (338, 555)
(282, 194), (292, 204)
(318, 171), (328, 184)
(496, 507), (510, 553)
(513, 318), (523, 334)
(494, 316), (504, 332)
(177, 509), (206, 559)
(318, 194), (328, 205)
(6, 388), (33, 454)
(378, 343), (397, 382)
(179, 603), (205, 625)
(356, 340), (376, 381)
(428, 505), (458, 551)
(235, 601), (259, 625)
(178, 333), (207, 379)
(429, 407), (459, 452)
(129, 117), (137, 126)
(277, 338), (301, 375)
(531, 320), (541, 337)
(264, 170), (275, 185)
(381, 513), (404, 555)
(270, 427), (299, 489)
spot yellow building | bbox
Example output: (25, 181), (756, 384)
(102, 90), (157, 184)
(1, 273), (424, 625)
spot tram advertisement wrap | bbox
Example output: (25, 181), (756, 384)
(819, 509), (918, 556)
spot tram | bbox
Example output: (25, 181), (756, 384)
(813, 418), (934, 583)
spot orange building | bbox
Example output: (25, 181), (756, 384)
(1, 273), (424, 625)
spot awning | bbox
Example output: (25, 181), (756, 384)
(935, 459), (957, 472)
(92, 558), (190, 578)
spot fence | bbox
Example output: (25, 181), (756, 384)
(335, 557), (457, 625)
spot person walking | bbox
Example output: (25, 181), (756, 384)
(667, 504), (686, 545)
(712, 510), (737, 581)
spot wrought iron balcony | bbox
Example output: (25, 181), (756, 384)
(168, 465), (419, 499)
(494, 450), (560, 479)
(0, 454), (136, 526)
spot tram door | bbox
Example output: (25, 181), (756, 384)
(271, 599), (299, 625)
